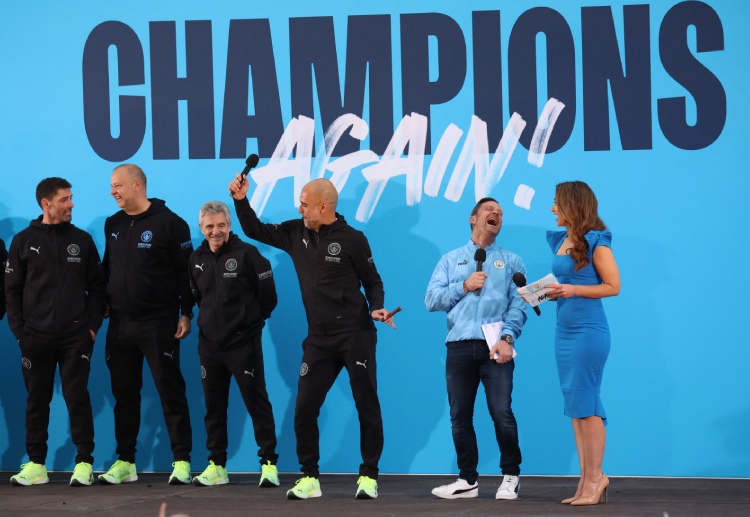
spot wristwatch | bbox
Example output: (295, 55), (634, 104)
(500, 334), (515, 345)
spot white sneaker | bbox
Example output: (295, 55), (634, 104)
(431, 478), (478, 499)
(495, 474), (520, 500)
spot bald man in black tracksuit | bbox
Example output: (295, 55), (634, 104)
(228, 176), (396, 500)
(100, 164), (195, 486)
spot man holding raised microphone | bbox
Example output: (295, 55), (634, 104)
(425, 197), (528, 501)
(228, 167), (397, 500)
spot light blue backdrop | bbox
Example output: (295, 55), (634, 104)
(0, 0), (747, 478)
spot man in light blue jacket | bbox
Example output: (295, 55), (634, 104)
(425, 197), (528, 501)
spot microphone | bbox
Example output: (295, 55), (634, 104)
(230, 154), (260, 196)
(239, 154), (260, 185)
(474, 248), (486, 296)
(512, 272), (541, 316)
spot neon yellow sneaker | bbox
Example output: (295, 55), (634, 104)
(10, 462), (49, 486)
(259, 460), (279, 487)
(192, 461), (228, 486)
(98, 460), (138, 485)
(70, 462), (94, 486)
(356, 475), (378, 499)
(169, 460), (191, 485)
(286, 476), (322, 499)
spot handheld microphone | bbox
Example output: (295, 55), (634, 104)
(474, 248), (486, 296)
(512, 272), (541, 316)
(230, 154), (260, 196)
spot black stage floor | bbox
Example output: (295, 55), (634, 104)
(0, 472), (748, 517)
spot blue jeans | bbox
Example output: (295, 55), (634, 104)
(446, 340), (521, 483)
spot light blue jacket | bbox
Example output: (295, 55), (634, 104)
(425, 240), (528, 343)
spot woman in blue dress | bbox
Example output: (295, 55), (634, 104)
(545, 181), (620, 506)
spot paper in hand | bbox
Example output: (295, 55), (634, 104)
(481, 321), (518, 360)
(517, 273), (558, 307)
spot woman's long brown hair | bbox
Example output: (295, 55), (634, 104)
(555, 181), (606, 271)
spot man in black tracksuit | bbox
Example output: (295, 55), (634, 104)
(99, 164), (195, 485)
(228, 176), (396, 500)
(188, 201), (279, 487)
(5, 177), (105, 487)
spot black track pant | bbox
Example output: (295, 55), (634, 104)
(105, 317), (192, 463)
(20, 327), (95, 465)
(294, 329), (383, 479)
(199, 335), (278, 467)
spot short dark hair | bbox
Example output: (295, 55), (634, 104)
(469, 197), (499, 230)
(36, 177), (72, 207)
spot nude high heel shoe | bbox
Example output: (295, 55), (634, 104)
(561, 496), (578, 504)
(570, 474), (609, 506)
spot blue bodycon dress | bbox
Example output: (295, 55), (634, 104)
(546, 230), (612, 424)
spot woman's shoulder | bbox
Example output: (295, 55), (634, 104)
(546, 230), (567, 250)
(584, 230), (612, 250)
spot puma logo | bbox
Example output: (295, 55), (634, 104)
(81, 354), (91, 362)
(195, 263), (204, 271)
(356, 360), (368, 369)
(244, 370), (255, 377)
(163, 351), (175, 359)
(302, 238), (309, 248)
(111, 232), (119, 240)
(30, 246), (40, 254)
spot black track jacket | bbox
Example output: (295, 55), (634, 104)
(103, 198), (195, 320)
(233, 197), (385, 336)
(4, 218), (106, 339)
(188, 233), (277, 350)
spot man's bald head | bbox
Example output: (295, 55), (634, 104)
(298, 179), (338, 231)
(111, 163), (150, 215)
(303, 179), (338, 210)
(113, 164), (147, 189)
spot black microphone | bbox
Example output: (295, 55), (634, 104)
(239, 154), (260, 185)
(512, 272), (541, 316)
(474, 248), (486, 296)
(230, 154), (260, 197)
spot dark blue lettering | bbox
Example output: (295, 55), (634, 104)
(289, 17), (340, 156)
(343, 15), (394, 156)
(658, 1), (726, 150)
(508, 7), (576, 153)
(150, 21), (215, 159)
(472, 11), (504, 150)
(220, 19), (284, 159)
(400, 13), (467, 152)
(582, 5), (652, 151)
(82, 21), (145, 162)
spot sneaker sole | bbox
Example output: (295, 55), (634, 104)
(98, 475), (138, 485)
(495, 493), (519, 500)
(192, 478), (229, 486)
(70, 478), (94, 487)
(286, 489), (322, 500)
(356, 491), (377, 499)
(169, 477), (191, 485)
(432, 488), (478, 499)
(10, 477), (49, 486)
(259, 478), (280, 487)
